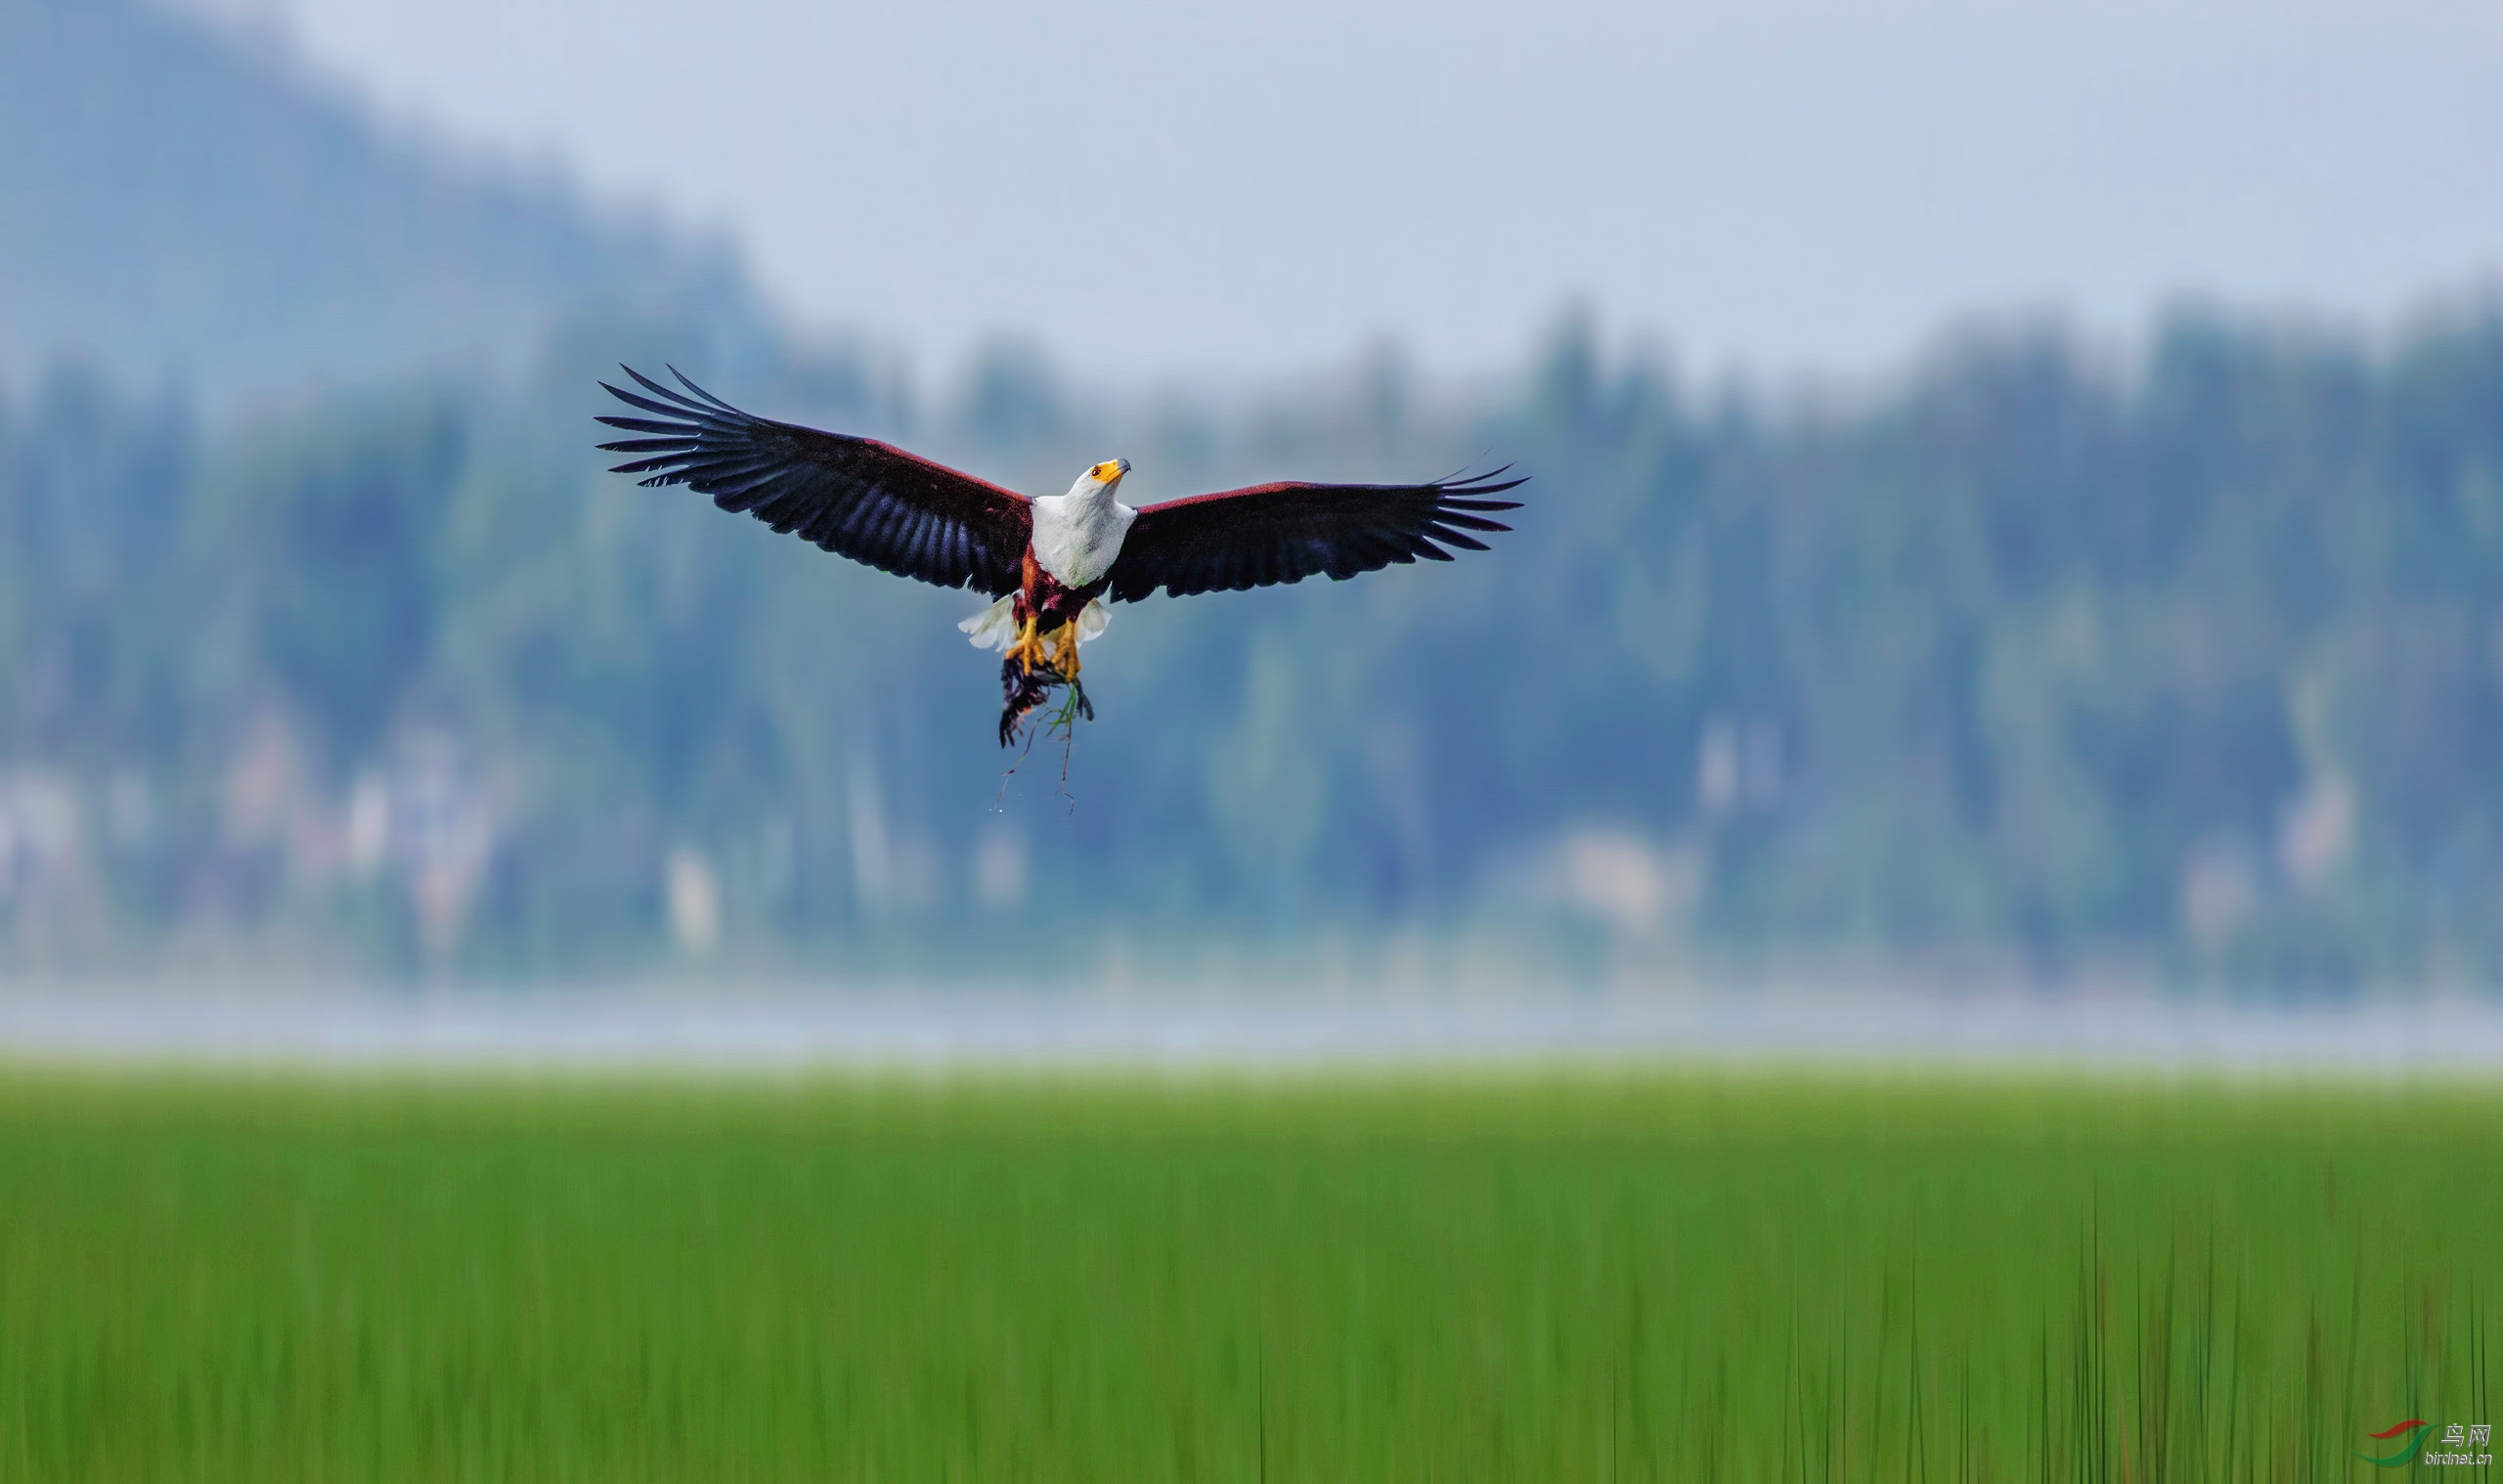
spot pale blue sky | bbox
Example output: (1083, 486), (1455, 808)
(211, 0), (2503, 386)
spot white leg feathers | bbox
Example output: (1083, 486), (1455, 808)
(959, 596), (1111, 651)
(1074, 598), (1111, 646)
(959, 594), (1018, 651)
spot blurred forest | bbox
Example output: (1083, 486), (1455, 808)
(5, 299), (2502, 991)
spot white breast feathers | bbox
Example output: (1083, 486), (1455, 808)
(1030, 488), (1137, 589)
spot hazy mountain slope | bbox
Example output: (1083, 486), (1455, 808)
(0, 0), (751, 404)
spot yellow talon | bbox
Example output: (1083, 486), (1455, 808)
(1009, 613), (1043, 675)
(1050, 623), (1081, 677)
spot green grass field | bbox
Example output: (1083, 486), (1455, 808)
(0, 1067), (2495, 1481)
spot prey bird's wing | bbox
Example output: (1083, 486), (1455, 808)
(596, 367), (1032, 595)
(1104, 470), (1525, 602)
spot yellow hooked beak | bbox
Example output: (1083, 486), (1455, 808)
(1089, 458), (1131, 486)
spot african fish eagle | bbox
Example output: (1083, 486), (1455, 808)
(595, 367), (1525, 743)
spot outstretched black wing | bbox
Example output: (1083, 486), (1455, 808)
(595, 367), (1032, 595)
(1103, 470), (1525, 602)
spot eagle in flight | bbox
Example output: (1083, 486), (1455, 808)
(596, 367), (1525, 744)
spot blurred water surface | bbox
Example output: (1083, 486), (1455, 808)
(6, 984), (2502, 1069)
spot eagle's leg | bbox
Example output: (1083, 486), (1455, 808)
(1048, 622), (1081, 677)
(1002, 611), (1048, 675)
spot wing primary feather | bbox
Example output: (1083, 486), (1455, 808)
(1429, 461), (1520, 490)
(622, 366), (710, 414)
(594, 416), (700, 436)
(598, 382), (696, 420)
(666, 366), (747, 415)
(624, 364), (708, 408)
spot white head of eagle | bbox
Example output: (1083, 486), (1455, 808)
(594, 367), (1522, 746)
(1032, 458), (1138, 590)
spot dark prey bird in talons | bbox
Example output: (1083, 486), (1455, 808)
(998, 656), (1091, 749)
(594, 366), (1526, 748)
